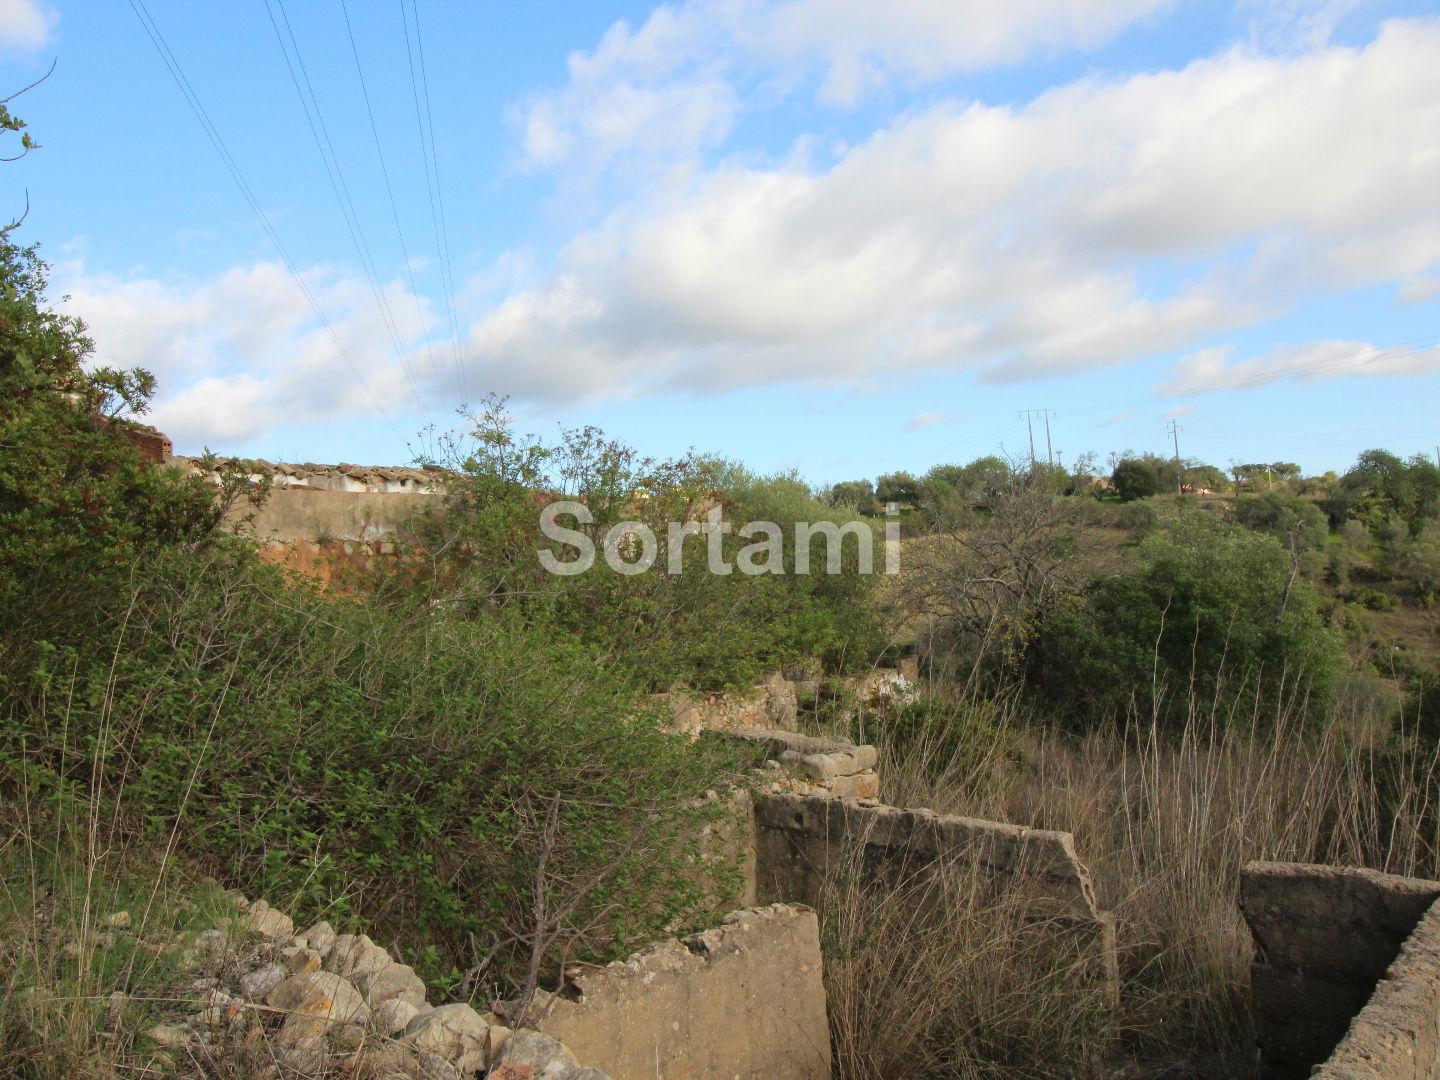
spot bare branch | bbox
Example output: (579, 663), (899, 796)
(1, 59), (57, 106)
(1, 189), (30, 236)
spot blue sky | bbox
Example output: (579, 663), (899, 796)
(3, 0), (1439, 484)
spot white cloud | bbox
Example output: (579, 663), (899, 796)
(1238, 0), (1365, 50)
(758, 0), (1174, 104)
(63, 11), (1440, 446)
(58, 260), (444, 448)
(0, 0), (54, 51)
(508, 3), (740, 174)
(907, 410), (964, 430)
(511, 0), (1170, 170)
(1160, 338), (1440, 396)
(1399, 274), (1440, 305)
(467, 19), (1440, 403)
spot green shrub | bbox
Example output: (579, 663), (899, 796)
(1379, 531), (1440, 607)
(404, 411), (886, 692)
(1230, 493), (1329, 550)
(0, 238), (226, 645)
(1111, 458), (1160, 502)
(1, 543), (747, 990)
(1348, 585), (1399, 612)
(1026, 512), (1346, 729)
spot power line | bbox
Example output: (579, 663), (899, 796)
(400, 0), (468, 405)
(126, 0), (397, 432)
(1166, 418), (1183, 494)
(338, 0), (446, 405)
(1018, 409), (1054, 470)
(412, 0), (468, 406)
(264, 0), (429, 414)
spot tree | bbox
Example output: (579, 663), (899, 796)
(1111, 458), (1159, 502)
(875, 471), (920, 508)
(1027, 512), (1345, 729)
(3, 66), (51, 234)
(828, 479), (876, 513)
(1325, 449), (1439, 536)
(1183, 463), (1228, 492)
(892, 470), (1095, 676)
(0, 237), (227, 674)
(915, 457), (1011, 527)
(1233, 463), (1274, 492)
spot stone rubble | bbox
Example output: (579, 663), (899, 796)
(720, 726), (882, 800)
(119, 894), (609, 1079)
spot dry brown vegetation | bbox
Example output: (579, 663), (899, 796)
(812, 674), (1440, 1079)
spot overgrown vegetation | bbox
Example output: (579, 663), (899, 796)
(0, 234), (775, 1018)
(803, 661), (1440, 1079)
(396, 401), (885, 692)
(6, 179), (1440, 1077)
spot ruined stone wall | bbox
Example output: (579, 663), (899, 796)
(1242, 861), (1440, 1079)
(171, 456), (446, 495)
(120, 422), (173, 464)
(162, 455), (444, 581)
(753, 790), (1119, 1003)
(662, 661), (919, 738)
(662, 671), (801, 734)
(1314, 898), (1440, 1079)
(535, 904), (831, 1080)
(718, 727), (881, 799)
(132, 893), (608, 1079)
(223, 486), (436, 582)
(236, 487), (436, 546)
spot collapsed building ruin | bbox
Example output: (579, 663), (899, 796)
(144, 448), (1440, 1078)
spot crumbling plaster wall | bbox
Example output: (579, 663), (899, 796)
(752, 789), (1119, 1004)
(535, 904), (831, 1080)
(1315, 897), (1440, 1079)
(238, 487), (434, 547)
(1242, 860), (1440, 1079)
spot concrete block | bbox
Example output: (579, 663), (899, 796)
(1241, 861), (1440, 1079)
(537, 904), (830, 1080)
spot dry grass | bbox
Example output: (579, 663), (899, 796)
(0, 825), (237, 1079)
(818, 823), (1114, 1080)
(817, 675), (1440, 1078)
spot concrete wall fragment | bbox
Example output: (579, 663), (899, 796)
(717, 727), (880, 799)
(753, 791), (1119, 1004)
(1241, 860), (1440, 1079)
(535, 904), (831, 1080)
(1314, 898), (1440, 1079)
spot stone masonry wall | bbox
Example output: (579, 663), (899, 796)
(1241, 860), (1440, 1079)
(1314, 897), (1440, 1080)
(718, 726), (881, 799)
(753, 790), (1119, 1004)
(534, 904), (831, 1080)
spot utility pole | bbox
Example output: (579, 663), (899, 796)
(1020, 409), (1055, 473)
(1167, 418), (1184, 495)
